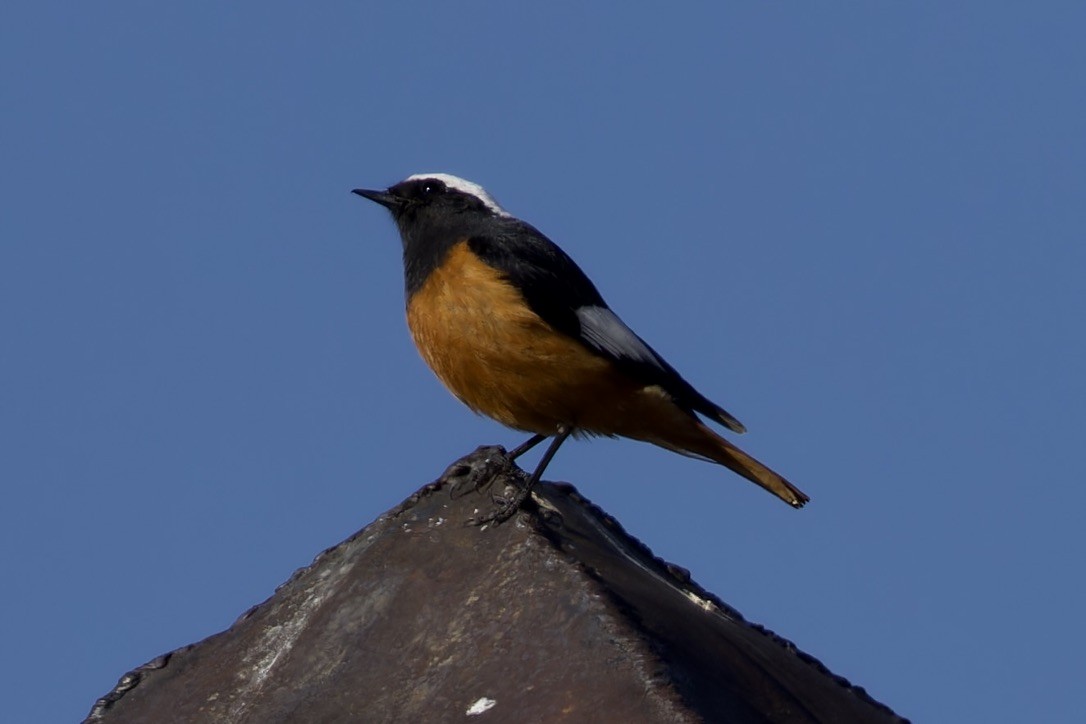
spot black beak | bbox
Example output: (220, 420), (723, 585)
(352, 188), (403, 211)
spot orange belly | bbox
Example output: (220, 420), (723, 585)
(406, 241), (690, 438)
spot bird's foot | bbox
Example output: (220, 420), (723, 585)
(435, 445), (537, 526)
(469, 479), (533, 527)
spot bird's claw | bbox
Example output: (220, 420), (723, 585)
(436, 444), (540, 526)
(469, 481), (530, 526)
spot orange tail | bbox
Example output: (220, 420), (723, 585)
(670, 420), (810, 508)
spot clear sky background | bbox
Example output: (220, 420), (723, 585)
(2, 3), (1083, 722)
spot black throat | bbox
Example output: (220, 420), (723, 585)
(398, 208), (505, 300)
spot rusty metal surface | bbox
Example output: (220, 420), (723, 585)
(86, 446), (907, 723)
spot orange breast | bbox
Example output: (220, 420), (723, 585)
(405, 241), (599, 432)
(405, 241), (699, 442)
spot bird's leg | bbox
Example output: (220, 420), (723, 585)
(507, 433), (546, 460)
(473, 426), (574, 526)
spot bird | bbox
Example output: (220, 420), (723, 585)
(353, 173), (808, 522)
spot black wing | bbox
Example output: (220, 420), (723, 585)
(467, 225), (746, 433)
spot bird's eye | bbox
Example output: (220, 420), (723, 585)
(418, 179), (445, 196)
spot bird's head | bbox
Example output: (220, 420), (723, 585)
(354, 173), (510, 246)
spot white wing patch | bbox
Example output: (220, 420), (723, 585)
(575, 305), (663, 369)
(406, 172), (510, 217)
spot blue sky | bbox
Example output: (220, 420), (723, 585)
(2, 3), (1084, 722)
